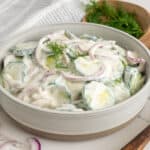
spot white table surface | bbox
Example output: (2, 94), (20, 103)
(0, 0), (150, 150)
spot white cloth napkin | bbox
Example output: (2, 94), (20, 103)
(14, 0), (86, 35)
(0, 0), (57, 42)
(1, 0), (150, 41)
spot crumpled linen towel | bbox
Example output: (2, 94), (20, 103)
(14, 0), (87, 35)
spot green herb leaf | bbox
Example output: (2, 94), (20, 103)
(47, 42), (67, 69)
(47, 42), (66, 56)
(85, 0), (143, 38)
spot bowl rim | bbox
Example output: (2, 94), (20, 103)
(0, 23), (150, 115)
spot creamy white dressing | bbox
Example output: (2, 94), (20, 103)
(0, 30), (146, 111)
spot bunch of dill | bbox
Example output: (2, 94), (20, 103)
(86, 0), (143, 38)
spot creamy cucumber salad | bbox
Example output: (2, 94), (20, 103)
(0, 30), (146, 111)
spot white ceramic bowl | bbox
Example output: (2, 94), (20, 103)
(0, 23), (150, 137)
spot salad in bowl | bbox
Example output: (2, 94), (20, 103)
(0, 30), (146, 112)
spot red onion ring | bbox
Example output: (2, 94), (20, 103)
(18, 70), (56, 99)
(126, 51), (146, 72)
(88, 40), (116, 59)
(88, 43), (103, 59)
(0, 137), (41, 150)
(61, 66), (104, 82)
(126, 51), (145, 64)
(28, 137), (41, 150)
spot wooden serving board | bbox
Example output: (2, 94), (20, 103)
(122, 125), (150, 150)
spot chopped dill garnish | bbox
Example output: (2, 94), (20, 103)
(46, 42), (67, 68)
(47, 42), (66, 56)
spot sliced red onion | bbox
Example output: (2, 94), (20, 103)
(0, 135), (41, 150)
(126, 51), (146, 72)
(126, 51), (144, 64)
(88, 43), (103, 59)
(28, 137), (41, 150)
(88, 41), (116, 59)
(18, 70), (55, 99)
(61, 66), (104, 82)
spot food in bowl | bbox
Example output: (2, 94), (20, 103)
(0, 30), (146, 112)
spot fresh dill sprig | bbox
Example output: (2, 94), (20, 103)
(47, 42), (66, 56)
(47, 42), (67, 68)
(85, 0), (143, 38)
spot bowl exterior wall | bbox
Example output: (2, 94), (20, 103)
(0, 88), (148, 135)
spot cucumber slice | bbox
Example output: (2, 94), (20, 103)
(44, 84), (71, 108)
(45, 55), (56, 70)
(106, 80), (130, 103)
(4, 62), (25, 82)
(74, 56), (101, 76)
(65, 43), (86, 59)
(3, 55), (21, 67)
(100, 57), (124, 81)
(45, 54), (68, 70)
(74, 99), (91, 111)
(80, 34), (98, 41)
(13, 41), (37, 56)
(124, 66), (145, 95)
(55, 76), (71, 96)
(55, 76), (84, 100)
(83, 81), (115, 110)
(64, 30), (77, 39)
(65, 48), (77, 59)
(2, 62), (26, 93)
